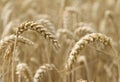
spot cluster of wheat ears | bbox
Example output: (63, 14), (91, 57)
(0, 0), (120, 82)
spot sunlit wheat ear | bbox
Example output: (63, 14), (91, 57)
(34, 64), (55, 82)
(74, 23), (96, 41)
(0, 34), (34, 51)
(65, 33), (112, 71)
(74, 25), (95, 35)
(16, 21), (60, 48)
(74, 22), (96, 32)
(16, 63), (32, 82)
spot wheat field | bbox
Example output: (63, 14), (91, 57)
(0, 0), (120, 82)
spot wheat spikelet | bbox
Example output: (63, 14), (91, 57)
(0, 34), (34, 51)
(65, 33), (112, 70)
(16, 63), (32, 82)
(34, 64), (55, 82)
(16, 21), (60, 48)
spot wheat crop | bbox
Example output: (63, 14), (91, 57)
(0, 0), (119, 82)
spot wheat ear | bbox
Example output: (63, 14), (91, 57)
(16, 63), (32, 82)
(34, 64), (55, 82)
(16, 21), (60, 48)
(63, 7), (78, 30)
(0, 34), (34, 51)
(36, 18), (55, 33)
(65, 33), (112, 71)
(74, 23), (96, 40)
(3, 43), (14, 61)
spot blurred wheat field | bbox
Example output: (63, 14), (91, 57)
(0, 0), (120, 82)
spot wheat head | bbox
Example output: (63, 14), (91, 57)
(34, 64), (55, 82)
(16, 21), (60, 48)
(65, 33), (112, 71)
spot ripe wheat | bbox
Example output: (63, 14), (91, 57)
(16, 21), (60, 48)
(65, 33), (112, 70)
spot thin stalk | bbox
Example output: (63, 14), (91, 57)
(11, 35), (18, 82)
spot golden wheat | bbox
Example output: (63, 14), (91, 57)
(16, 21), (60, 48)
(16, 63), (32, 82)
(74, 23), (96, 41)
(0, 0), (119, 82)
(0, 34), (34, 51)
(34, 64), (55, 82)
(3, 43), (14, 61)
(65, 33), (112, 70)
